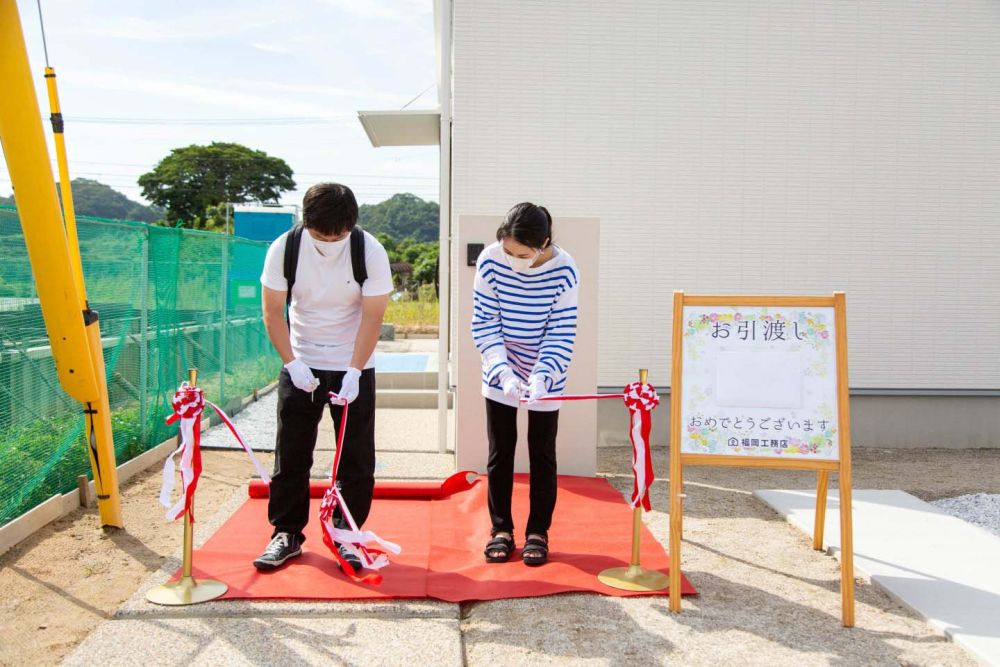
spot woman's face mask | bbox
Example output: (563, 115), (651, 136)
(504, 249), (540, 273)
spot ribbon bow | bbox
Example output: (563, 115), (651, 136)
(166, 383), (205, 423)
(159, 382), (271, 522)
(623, 382), (661, 412)
(622, 382), (660, 511)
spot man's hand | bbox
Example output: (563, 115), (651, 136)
(500, 369), (523, 401)
(284, 358), (319, 393)
(338, 367), (363, 404)
(526, 375), (547, 404)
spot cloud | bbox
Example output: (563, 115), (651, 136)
(49, 6), (301, 43)
(69, 70), (360, 119)
(222, 78), (411, 105)
(250, 42), (292, 55)
(317, 0), (432, 22)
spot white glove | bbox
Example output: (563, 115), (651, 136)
(526, 374), (547, 404)
(337, 367), (363, 404)
(284, 358), (319, 393)
(499, 369), (523, 401)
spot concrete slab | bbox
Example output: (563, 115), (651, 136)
(373, 409), (455, 453)
(63, 616), (463, 667)
(756, 489), (1000, 666)
(376, 339), (439, 354)
(374, 451), (458, 479)
(204, 393), (455, 458)
(117, 547), (456, 622)
(104, 453), (459, 660)
(295, 448), (456, 478)
(377, 388), (454, 409)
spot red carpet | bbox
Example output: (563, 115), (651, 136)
(181, 474), (697, 602)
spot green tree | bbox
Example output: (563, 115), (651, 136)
(375, 232), (439, 295)
(197, 203), (230, 233)
(1, 180), (163, 222)
(359, 193), (439, 242)
(62, 178), (163, 222)
(138, 142), (294, 229)
(412, 243), (439, 288)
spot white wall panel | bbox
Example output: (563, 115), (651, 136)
(451, 0), (1000, 389)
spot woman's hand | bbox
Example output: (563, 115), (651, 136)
(500, 370), (523, 400)
(526, 375), (547, 403)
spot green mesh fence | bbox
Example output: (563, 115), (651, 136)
(0, 205), (280, 525)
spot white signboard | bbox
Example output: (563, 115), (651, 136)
(680, 306), (839, 460)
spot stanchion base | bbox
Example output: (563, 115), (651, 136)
(598, 565), (670, 592)
(145, 575), (228, 606)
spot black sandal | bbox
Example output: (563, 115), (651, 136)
(484, 533), (515, 563)
(521, 534), (549, 566)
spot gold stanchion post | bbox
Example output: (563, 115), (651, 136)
(598, 369), (670, 592)
(146, 369), (228, 605)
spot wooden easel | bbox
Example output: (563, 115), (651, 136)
(668, 291), (856, 627)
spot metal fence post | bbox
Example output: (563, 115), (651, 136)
(219, 235), (228, 408)
(138, 228), (149, 445)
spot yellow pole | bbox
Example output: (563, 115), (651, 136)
(628, 368), (651, 567)
(181, 368), (197, 580)
(146, 369), (228, 605)
(0, 0), (122, 527)
(833, 292), (856, 627)
(668, 290), (685, 612)
(43, 66), (86, 299)
(597, 368), (669, 592)
(813, 470), (829, 551)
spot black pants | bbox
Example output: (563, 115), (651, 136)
(485, 397), (559, 538)
(269, 367), (376, 543)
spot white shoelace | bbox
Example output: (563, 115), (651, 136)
(265, 533), (290, 557)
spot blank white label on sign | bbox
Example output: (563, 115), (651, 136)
(716, 350), (803, 409)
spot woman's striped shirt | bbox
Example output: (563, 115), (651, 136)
(471, 241), (580, 411)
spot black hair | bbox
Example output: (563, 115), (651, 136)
(302, 183), (358, 235)
(496, 202), (552, 249)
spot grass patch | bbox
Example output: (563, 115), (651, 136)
(385, 298), (439, 331)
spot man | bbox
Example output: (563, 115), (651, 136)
(254, 183), (392, 571)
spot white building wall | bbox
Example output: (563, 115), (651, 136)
(450, 0), (1000, 391)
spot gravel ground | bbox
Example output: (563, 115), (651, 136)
(931, 493), (1000, 537)
(459, 446), (1000, 667)
(200, 390), (278, 451)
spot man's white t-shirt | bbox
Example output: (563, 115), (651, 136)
(260, 228), (393, 371)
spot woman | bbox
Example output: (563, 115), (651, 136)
(471, 202), (579, 566)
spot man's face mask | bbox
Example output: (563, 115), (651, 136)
(504, 248), (540, 273)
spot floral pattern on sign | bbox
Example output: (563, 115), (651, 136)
(679, 305), (840, 461)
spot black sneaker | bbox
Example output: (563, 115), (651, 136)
(253, 532), (302, 571)
(336, 542), (363, 571)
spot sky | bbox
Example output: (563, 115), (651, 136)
(2, 0), (440, 207)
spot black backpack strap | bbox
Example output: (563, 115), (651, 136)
(350, 226), (367, 288)
(282, 225), (304, 323)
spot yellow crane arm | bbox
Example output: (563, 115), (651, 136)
(0, 0), (122, 527)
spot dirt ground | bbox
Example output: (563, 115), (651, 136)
(0, 450), (270, 666)
(2, 446), (998, 666)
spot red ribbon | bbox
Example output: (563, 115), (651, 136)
(160, 383), (271, 522)
(622, 382), (660, 511)
(161, 385), (205, 522)
(318, 393), (399, 585)
(521, 383), (661, 510)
